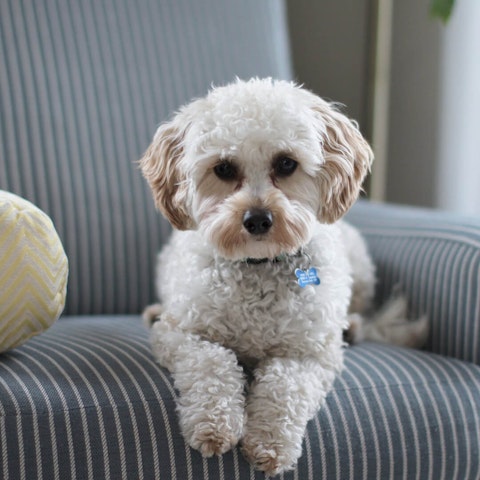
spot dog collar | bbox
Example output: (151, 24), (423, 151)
(242, 249), (321, 288)
(242, 251), (299, 265)
(243, 254), (288, 265)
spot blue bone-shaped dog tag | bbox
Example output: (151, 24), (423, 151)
(295, 267), (320, 288)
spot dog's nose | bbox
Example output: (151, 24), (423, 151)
(243, 208), (273, 235)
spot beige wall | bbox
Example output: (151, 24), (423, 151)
(287, 0), (480, 214)
(286, 0), (372, 128)
(286, 0), (443, 209)
(386, 0), (442, 208)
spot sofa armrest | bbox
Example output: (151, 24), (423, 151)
(347, 201), (480, 365)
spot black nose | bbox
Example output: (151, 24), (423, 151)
(243, 208), (273, 235)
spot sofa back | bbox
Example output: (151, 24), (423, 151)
(0, 0), (292, 314)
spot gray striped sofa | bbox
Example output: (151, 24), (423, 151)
(1, 0), (479, 479)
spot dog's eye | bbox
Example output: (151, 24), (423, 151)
(273, 155), (298, 177)
(213, 160), (238, 181)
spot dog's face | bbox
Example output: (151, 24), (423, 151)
(140, 78), (373, 260)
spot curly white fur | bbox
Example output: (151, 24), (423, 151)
(139, 78), (427, 475)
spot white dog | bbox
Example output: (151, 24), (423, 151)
(139, 78), (427, 475)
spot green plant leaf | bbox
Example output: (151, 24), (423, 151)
(430, 0), (455, 22)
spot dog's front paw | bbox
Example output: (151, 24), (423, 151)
(241, 431), (300, 476)
(189, 419), (242, 457)
(180, 400), (245, 457)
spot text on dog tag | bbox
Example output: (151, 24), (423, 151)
(295, 267), (320, 288)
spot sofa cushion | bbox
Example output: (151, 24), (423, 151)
(0, 315), (478, 479)
(0, 191), (68, 352)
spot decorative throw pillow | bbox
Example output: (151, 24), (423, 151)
(0, 190), (68, 352)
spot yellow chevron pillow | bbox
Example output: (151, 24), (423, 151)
(0, 191), (68, 352)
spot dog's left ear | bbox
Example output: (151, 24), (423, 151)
(312, 99), (374, 223)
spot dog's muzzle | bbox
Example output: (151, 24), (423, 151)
(243, 208), (273, 235)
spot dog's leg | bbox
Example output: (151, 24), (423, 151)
(150, 313), (246, 456)
(142, 303), (164, 327)
(362, 295), (429, 348)
(242, 354), (341, 475)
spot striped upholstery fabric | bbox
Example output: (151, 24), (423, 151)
(0, 0), (292, 315)
(1, 316), (479, 480)
(348, 201), (480, 365)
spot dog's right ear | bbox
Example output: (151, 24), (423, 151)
(139, 122), (194, 230)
